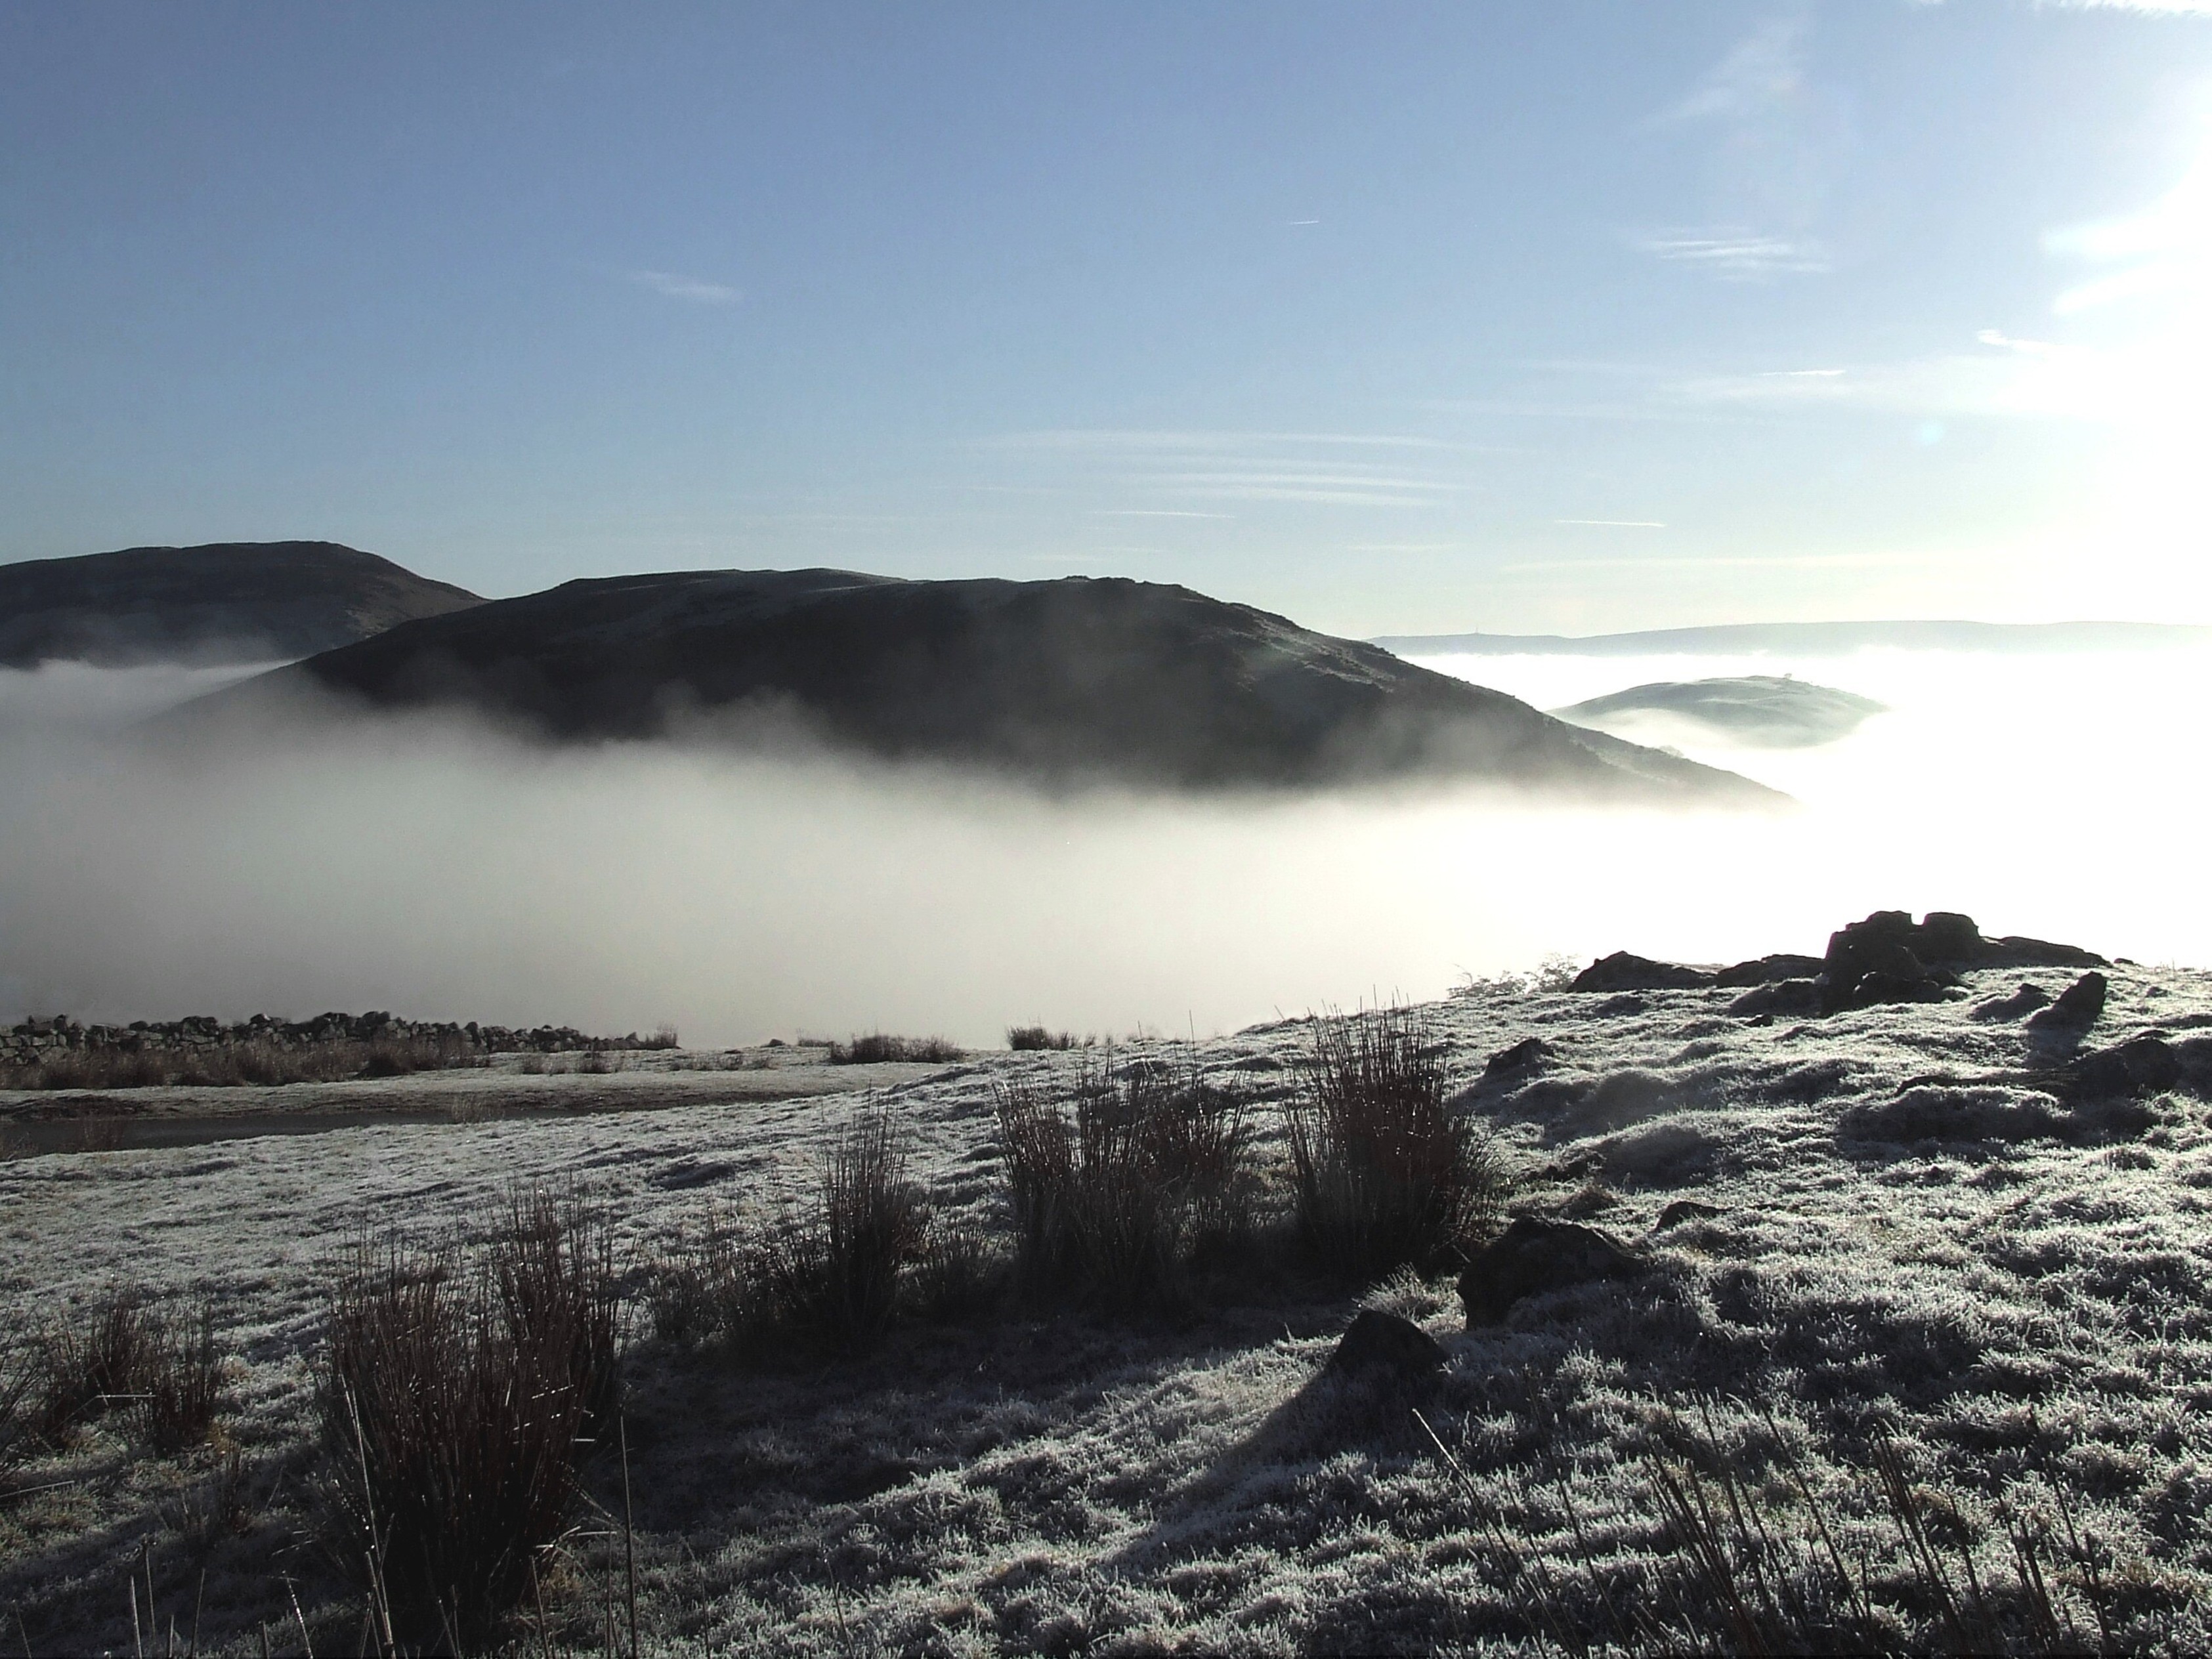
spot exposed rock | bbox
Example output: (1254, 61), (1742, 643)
(1458, 1216), (1646, 1327)
(2066, 1034), (2182, 1099)
(1569, 952), (1715, 993)
(1483, 1037), (1550, 1078)
(1654, 1200), (1723, 1232)
(1820, 912), (1963, 1013)
(1971, 984), (2051, 1022)
(2028, 972), (2108, 1033)
(1712, 954), (1825, 988)
(1728, 979), (1823, 1019)
(1325, 1311), (1448, 1383)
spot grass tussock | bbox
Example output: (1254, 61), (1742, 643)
(828, 1033), (964, 1064)
(1288, 1008), (1506, 1279)
(994, 1061), (1252, 1309)
(1007, 1025), (1086, 1051)
(649, 1110), (992, 1353)
(316, 1190), (618, 1643)
(26, 1289), (226, 1452)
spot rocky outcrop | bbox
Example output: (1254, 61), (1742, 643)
(1569, 953), (1715, 992)
(1457, 1216), (1646, 1326)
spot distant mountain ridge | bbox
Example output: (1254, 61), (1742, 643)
(1374, 620), (2212, 658)
(181, 566), (1782, 800)
(0, 541), (483, 667)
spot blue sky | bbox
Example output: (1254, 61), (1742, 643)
(5, 1), (2210, 634)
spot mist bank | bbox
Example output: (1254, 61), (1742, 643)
(1, 648), (2207, 1046)
(1374, 620), (2212, 656)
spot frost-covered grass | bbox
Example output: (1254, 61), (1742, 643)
(4, 966), (2212, 1652)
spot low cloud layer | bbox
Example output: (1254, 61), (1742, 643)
(1, 648), (2205, 1047)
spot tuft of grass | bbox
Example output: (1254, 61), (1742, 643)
(143, 1304), (224, 1455)
(33, 1289), (158, 1443)
(1007, 1025), (1082, 1052)
(828, 1033), (964, 1064)
(907, 1213), (1006, 1324)
(757, 1108), (929, 1353)
(1287, 1008), (1506, 1279)
(316, 1192), (620, 1643)
(994, 1061), (1251, 1309)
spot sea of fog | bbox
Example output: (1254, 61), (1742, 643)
(0, 648), (2205, 1047)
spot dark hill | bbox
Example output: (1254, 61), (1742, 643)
(0, 541), (483, 667)
(184, 568), (1780, 799)
(1554, 675), (1886, 748)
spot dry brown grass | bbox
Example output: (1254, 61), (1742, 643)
(316, 1191), (620, 1643)
(1288, 1008), (1506, 1278)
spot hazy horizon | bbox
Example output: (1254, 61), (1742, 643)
(5, 644), (2204, 1043)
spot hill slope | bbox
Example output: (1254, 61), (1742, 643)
(0, 541), (482, 667)
(1554, 674), (1886, 748)
(193, 567), (1780, 798)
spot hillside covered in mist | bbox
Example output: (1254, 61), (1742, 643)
(0, 541), (483, 668)
(178, 567), (1777, 799)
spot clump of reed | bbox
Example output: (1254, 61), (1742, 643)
(1288, 1008), (1504, 1279)
(994, 1060), (1253, 1309)
(1006, 1026), (1084, 1052)
(315, 1189), (619, 1643)
(26, 1288), (225, 1452)
(827, 1034), (964, 1064)
(649, 1109), (995, 1353)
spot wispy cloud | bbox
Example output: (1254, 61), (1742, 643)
(2045, 2), (2212, 12)
(1661, 12), (1808, 125)
(1556, 519), (1667, 528)
(628, 269), (743, 304)
(1635, 229), (1831, 280)
(983, 429), (1467, 512)
(984, 429), (1461, 453)
(1089, 509), (1235, 519)
(1641, 9), (1842, 282)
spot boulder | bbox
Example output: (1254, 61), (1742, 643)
(2028, 972), (2108, 1033)
(1458, 1216), (1646, 1327)
(1325, 1311), (1448, 1383)
(1483, 1037), (1550, 1078)
(1712, 954), (1825, 988)
(1820, 912), (1961, 1013)
(1570, 952), (1715, 993)
(1970, 984), (2051, 1022)
(2066, 1035), (2180, 1099)
(1654, 1199), (1723, 1232)
(1728, 979), (1823, 1019)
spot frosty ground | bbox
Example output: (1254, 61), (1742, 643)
(5, 960), (2212, 1654)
